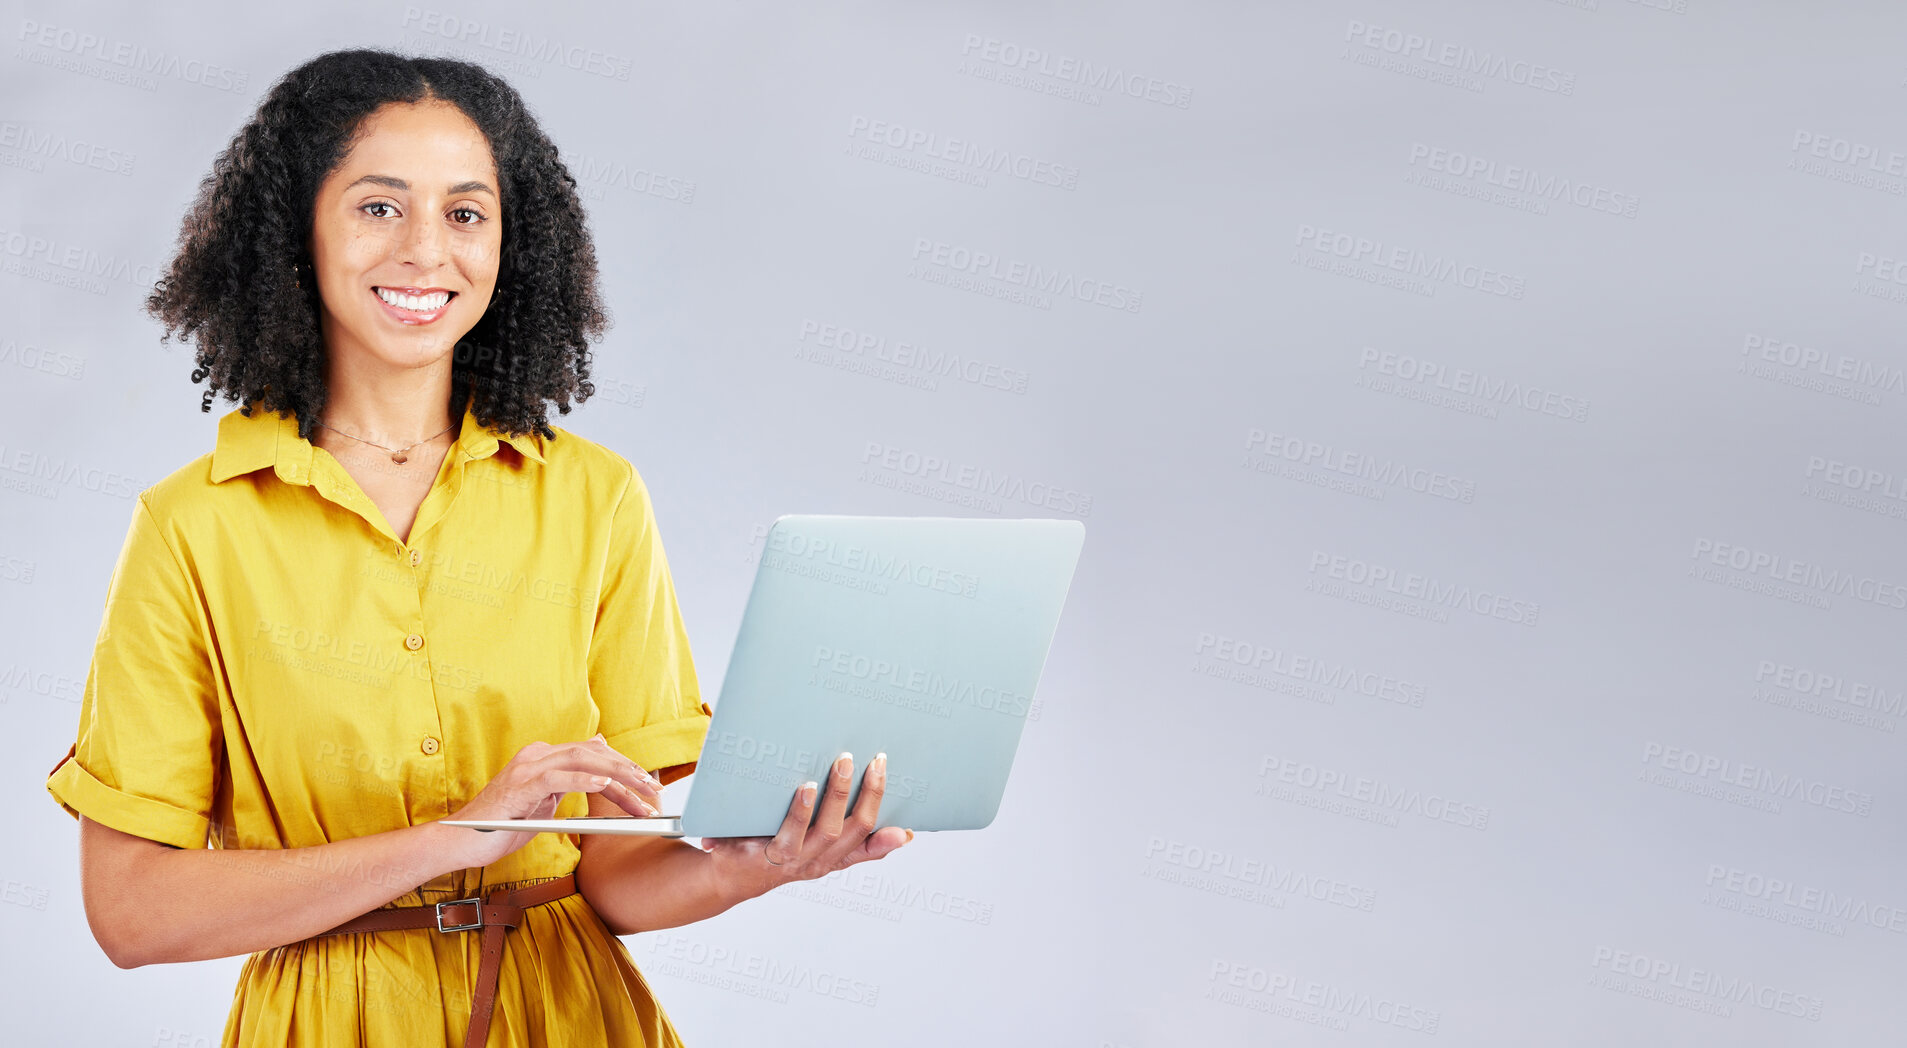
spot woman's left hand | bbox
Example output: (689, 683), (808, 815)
(696, 751), (912, 897)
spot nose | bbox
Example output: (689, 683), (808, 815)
(391, 208), (450, 270)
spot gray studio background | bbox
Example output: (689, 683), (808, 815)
(5, 1), (1905, 1045)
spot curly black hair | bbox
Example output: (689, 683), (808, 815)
(145, 48), (607, 442)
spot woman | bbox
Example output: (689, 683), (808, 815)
(43, 48), (911, 1047)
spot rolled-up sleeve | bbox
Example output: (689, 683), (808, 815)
(46, 494), (223, 850)
(588, 461), (711, 786)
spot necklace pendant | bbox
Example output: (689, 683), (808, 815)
(391, 452), (408, 464)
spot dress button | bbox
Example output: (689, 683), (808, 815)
(409, 549), (423, 567)
(421, 736), (440, 755)
(405, 633), (424, 651)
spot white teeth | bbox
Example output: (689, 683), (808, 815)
(375, 288), (451, 312)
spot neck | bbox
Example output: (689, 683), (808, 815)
(315, 350), (460, 451)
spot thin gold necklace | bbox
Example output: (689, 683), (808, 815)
(315, 417), (457, 464)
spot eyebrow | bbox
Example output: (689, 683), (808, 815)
(344, 174), (497, 198)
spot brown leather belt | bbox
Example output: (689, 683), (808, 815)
(304, 872), (578, 1048)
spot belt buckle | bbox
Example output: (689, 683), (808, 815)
(435, 897), (484, 933)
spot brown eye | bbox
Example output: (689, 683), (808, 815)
(450, 208), (485, 225)
(362, 202), (397, 219)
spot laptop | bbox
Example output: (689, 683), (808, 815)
(443, 514), (1085, 839)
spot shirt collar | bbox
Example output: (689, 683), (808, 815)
(209, 394), (545, 485)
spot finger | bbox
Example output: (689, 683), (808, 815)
(593, 773), (662, 817)
(842, 826), (912, 865)
(764, 781), (819, 865)
(588, 737), (667, 808)
(514, 740), (555, 762)
(494, 771), (631, 817)
(809, 752), (855, 849)
(519, 744), (663, 813)
(838, 752), (888, 851)
(512, 752), (657, 816)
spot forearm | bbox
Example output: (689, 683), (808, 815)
(575, 836), (746, 936)
(91, 820), (467, 968)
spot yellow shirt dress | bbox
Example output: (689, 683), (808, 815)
(45, 396), (713, 1046)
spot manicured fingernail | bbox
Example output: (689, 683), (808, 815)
(802, 781), (818, 805)
(591, 775), (610, 787)
(838, 751), (853, 768)
(904, 829), (915, 843)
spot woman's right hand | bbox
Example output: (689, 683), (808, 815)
(694, 751), (912, 901)
(440, 734), (664, 869)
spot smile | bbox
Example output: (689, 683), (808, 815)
(372, 286), (456, 324)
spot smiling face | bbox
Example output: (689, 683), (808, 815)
(308, 99), (502, 378)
